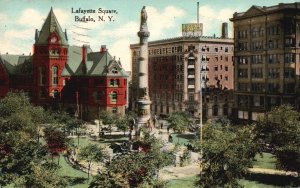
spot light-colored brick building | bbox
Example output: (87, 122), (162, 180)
(230, 3), (300, 120)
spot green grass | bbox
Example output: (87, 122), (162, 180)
(253, 152), (276, 169)
(59, 155), (91, 187)
(171, 133), (195, 145)
(238, 179), (279, 188)
(167, 176), (197, 188)
(167, 175), (283, 188)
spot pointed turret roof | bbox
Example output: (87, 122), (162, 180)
(36, 8), (68, 45)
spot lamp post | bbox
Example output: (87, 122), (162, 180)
(199, 67), (203, 166)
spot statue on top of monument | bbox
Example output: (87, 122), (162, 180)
(140, 6), (148, 29)
(141, 6), (147, 23)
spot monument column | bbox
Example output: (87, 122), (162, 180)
(136, 6), (151, 138)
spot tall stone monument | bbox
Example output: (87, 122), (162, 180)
(136, 6), (151, 137)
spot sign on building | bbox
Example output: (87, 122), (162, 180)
(182, 23), (203, 37)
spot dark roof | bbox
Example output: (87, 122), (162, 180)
(36, 8), (68, 46)
(0, 54), (32, 75)
(62, 46), (128, 77)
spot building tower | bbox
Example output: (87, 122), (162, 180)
(32, 7), (69, 108)
(136, 6), (151, 136)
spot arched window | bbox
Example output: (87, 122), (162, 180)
(39, 66), (46, 86)
(52, 66), (58, 85)
(110, 91), (117, 103)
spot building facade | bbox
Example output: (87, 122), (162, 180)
(230, 3), (300, 121)
(130, 23), (234, 119)
(0, 8), (128, 119)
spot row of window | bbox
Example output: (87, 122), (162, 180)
(237, 83), (296, 93)
(201, 46), (230, 53)
(236, 54), (297, 64)
(236, 25), (281, 39)
(238, 68), (296, 79)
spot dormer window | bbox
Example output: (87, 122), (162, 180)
(112, 67), (118, 74)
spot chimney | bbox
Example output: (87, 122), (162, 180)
(221, 22), (228, 38)
(81, 45), (88, 74)
(100, 45), (107, 53)
(82, 45), (88, 64)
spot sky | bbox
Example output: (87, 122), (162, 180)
(0, 0), (297, 71)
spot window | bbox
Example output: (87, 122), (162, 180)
(238, 69), (248, 78)
(251, 83), (264, 92)
(285, 54), (295, 63)
(268, 83), (280, 92)
(237, 56), (248, 64)
(268, 68), (280, 79)
(238, 83), (248, 91)
(112, 67), (118, 74)
(252, 55), (262, 64)
(110, 91), (117, 103)
(284, 68), (295, 78)
(251, 68), (263, 78)
(225, 66), (228, 71)
(39, 67), (46, 86)
(214, 66), (218, 71)
(52, 66), (58, 85)
(110, 79), (119, 87)
(268, 54), (278, 64)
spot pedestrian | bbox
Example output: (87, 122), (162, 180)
(161, 123), (163, 129)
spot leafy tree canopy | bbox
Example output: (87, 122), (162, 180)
(256, 105), (300, 172)
(194, 122), (258, 187)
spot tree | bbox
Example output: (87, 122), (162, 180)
(89, 134), (173, 188)
(78, 144), (109, 180)
(115, 112), (137, 136)
(0, 92), (67, 187)
(194, 123), (258, 187)
(255, 105), (300, 172)
(44, 127), (69, 164)
(99, 111), (118, 135)
(167, 112), (192, 143)
(15, 162), (68, 188)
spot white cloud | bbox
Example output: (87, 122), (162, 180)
(147, 6), (185, 39)
(99, 21), (139, 39)
(0, 28), (34, 54)
(196, 5), (235, 37)
(17, 9), (44, 28)
(109, 39), (132, 71)
(0, 13), (8, 22)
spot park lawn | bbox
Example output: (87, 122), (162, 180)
(167, 175), (197, 188)
(238, 179), (280, 188)
(253, 152), (276, 169)
(58, 154), (92, 187)
(171, 133), (195, 145)
(167, 175), (282, 188)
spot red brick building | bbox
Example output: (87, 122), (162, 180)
(130, 23), (234, 119)
(0, 8), (128, 119)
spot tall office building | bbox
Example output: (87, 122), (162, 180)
(130, 23), (234, 119)
(230, 3), (300, 120)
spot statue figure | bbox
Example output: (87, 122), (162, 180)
(141, 6), (147, 25)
